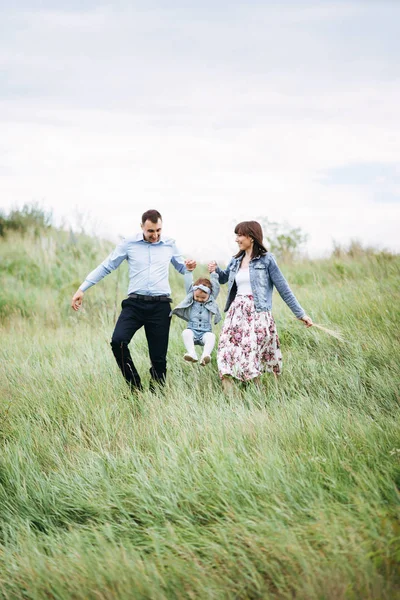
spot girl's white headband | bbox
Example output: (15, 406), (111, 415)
(193, 284), (211, 294)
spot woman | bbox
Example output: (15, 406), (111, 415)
(209, 221), (312, 391)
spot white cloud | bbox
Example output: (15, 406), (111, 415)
(1, 1), (399, 261)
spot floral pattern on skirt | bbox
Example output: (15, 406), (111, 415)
(217, 295), (282, 381)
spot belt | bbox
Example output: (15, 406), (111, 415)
(128, 293), (172, 302)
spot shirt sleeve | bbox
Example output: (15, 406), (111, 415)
(79, 239), (129, 292)
(170, 242), (187, 275)
(267, 254), (305, 319)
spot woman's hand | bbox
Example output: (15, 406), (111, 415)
(71, 290), (84, 311)
(300, 315), (313, 327)
(208, 261), (217, 273)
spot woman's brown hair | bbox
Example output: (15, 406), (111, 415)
(234, 221), (268, 259)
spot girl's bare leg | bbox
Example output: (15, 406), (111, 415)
(252, 376), (262, 388)
(222, 376), (235, 394)
(252, 373), (277, 390)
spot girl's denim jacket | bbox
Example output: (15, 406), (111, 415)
(216, 253), (305, 319)
(170, 272), (222, 327)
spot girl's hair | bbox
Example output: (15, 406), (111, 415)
(234, 221), (268, 259)
(194, 277), (212, 289)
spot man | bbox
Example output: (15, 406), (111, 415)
(71, 209), (196, 391)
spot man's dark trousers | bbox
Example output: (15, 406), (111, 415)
(111, 295), (172, 391)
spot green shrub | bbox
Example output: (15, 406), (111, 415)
(0, 203), (52, 238)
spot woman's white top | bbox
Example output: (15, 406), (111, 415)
(235, 267), (253, 296)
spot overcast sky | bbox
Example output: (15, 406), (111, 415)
(1, 0), (399, 260)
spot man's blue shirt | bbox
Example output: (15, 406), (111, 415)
(80, 233), (187, 296)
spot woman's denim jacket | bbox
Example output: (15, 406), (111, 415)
(170, 272), (222, 325)
(216, 253), (305, 319)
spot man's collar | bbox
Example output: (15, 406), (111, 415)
(135, 232), (165, 244)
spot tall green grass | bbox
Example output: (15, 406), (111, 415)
(0, 230), (399, 599)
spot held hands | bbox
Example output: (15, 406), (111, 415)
(185, 259), (197, 271)
(208, 261), (217, 273)
(71, 290), (84, 311)
(300, 315), (313, 328)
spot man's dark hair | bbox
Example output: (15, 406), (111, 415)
(234, 220), (268, 259)
(141, 209), (162, 224)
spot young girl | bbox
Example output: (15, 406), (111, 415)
(209, 221), (313, 391)
(171, 272), (221, 366)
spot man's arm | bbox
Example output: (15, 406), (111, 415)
(170, 242), (196, 274)
(71, 239), (128, 311)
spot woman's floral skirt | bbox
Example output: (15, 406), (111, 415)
(217, 295), (282, 381)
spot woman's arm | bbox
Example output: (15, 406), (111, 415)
(267, 254), (306, 319)
(208, 259), (233, 284)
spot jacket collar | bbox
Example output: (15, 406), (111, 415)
(235, 254), (262, 264)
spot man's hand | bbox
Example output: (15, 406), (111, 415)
(208, 261), (217, 273)
(185, 259), (197, 271)
(71, 290), (84, 311)
(300, 315), (313, 328)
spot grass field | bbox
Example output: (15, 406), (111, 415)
(0, 229), (399, 599)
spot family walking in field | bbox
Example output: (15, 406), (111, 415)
(71, 209), (313, 393)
